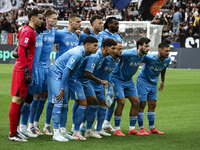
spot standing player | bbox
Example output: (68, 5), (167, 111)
(55, 13), (81, 59)
(101, 17), (123, 132)
(18, 19), (46, 138)
(48, 36), (98, 142)
(92, 41), (123, 136)
(137, 42), (171, 135)
(110, 37), (151, 136)
(27, 9), (57, 135)
(80, 15), (103, 48)
(8, 9), (43, 142)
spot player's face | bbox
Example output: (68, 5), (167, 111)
(34, 14), (43, 27)
(46, 14), (57, 27)
(114, 43), (123, 57)
(106, 45), (116, 57)
(71, 17), (81, 30)
(141, 42), (150, 54)
(160, 47), (170, 59)
(109, 19), (119, 33)
(93, 19), (103, 32)
(88, 42), (98, 54)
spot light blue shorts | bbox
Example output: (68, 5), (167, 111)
(110, 76), (138, 99)
(47, 75), (68, 104)
(90, 81), (105, 100)
(68, 78), (95, 100)
(35, 67), (49, 93)
(137, 77), (157, 101)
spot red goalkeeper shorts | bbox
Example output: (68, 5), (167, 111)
(11, 70), (29, 97)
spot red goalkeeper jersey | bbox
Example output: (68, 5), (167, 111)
(14, 25), (36, 72)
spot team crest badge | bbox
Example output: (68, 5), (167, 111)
(105, 84), (114, 107)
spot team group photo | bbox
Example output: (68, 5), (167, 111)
(0, 0), (199, 150)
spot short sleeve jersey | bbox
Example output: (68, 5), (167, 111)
(137, 53), (171, 85)
(94, 55), (119, 80)
(38, 28), (56, 68)
(72, 49), (104, 83)
(101, 29), (122, 43)
(14, 25), (36, 71)
(80, 29), (103, 48)
(49, 46), (86, 80)
(112, 48), (145, 81)
(54, 27), (80, 59)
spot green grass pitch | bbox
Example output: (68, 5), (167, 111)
(0, 64), (199, 150)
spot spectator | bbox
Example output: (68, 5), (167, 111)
(173, 8), (182, 35)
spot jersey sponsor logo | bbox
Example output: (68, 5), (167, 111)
(43, 37), (54, 42)
(129, 62), (141, 66)
(24, 38), (29, 43)
(104, 67), (114, 72)
(150, 65), (164, 72)
(35, 42), (43, 47)
(164, 63), (167, 67)
(65, 41), (70, 46)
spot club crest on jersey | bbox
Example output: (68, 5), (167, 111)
(24, 38), (29, 43)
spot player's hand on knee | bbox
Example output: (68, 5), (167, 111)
(101, 80), (110, 86)
(56, 89), (65, 103)
(24, 65), (32, 84)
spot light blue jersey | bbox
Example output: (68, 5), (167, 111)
(101, 29), (122, 43)
(137, 53), (171, 85)
(55, 27), (80, 59)
(28, 32), (43, 96)
(93, 55), (119, 80)
(72, 49), (104, 83)
(38, 28), (56, 68)
(112, 48), (145, 81)
(80, 29), (103, 48)
(68, 49), (104, 100)
(49, 46), (86, 89)
(32, 32), (43, 76)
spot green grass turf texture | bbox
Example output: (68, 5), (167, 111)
(0, 64), (199, 150)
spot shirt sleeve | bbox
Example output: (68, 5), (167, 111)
(66, 54), (81, 70)
(54, 30), (61, 44)
(85, 55), (99, 73)
(18, 45), (27, 68)
(18, 30), (32, 48)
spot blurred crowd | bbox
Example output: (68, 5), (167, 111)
(1, 0), (200, 44)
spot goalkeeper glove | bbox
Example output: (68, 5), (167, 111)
(24, 65), (32, 84)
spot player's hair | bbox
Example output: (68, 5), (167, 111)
(102, 38), (117, 48)
(90, 15), (103, 25)
(158, 42), (170, 49)
(28, 9), (42, 21)
(137, 37), (151, 48)
(44, 9), (57, 18)
(83, 36), (98, 45)
(104, 17), (117, 30)
(69, 13), (81, 21)
(116, 41), (122, 44)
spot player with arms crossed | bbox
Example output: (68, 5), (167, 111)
(8, 9), (43, 142)
(137, 42), (171, 135)
(48, 36), (98, 142)
(110, 37), (151, 136)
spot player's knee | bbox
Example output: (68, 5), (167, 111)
(117, 100), (125, 108)
(25, 93), (33, 104)
(140, 101), (146, 110)
(149, 101), (156, 110)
